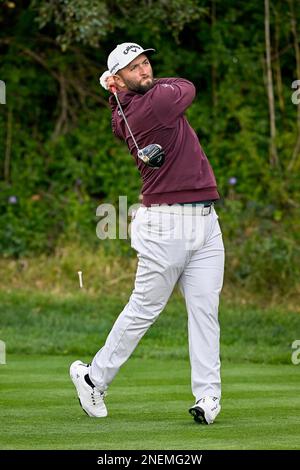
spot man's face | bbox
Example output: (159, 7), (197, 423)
(117, 54), (154, 94)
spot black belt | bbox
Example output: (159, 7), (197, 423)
(177, 200), (215, 207)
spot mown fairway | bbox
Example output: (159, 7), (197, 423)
(0, 355), (299, 450)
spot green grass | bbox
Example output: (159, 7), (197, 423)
(0, 289), (300, 450)
(0, 355), (299, 450)
(0, 289), (299, 363)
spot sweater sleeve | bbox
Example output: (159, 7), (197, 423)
(150, 78), (196, 124)
(109, 95), (123, 140)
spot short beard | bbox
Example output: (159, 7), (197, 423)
(123, 77), (155, 94)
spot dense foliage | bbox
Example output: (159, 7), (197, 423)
(0, 0), (299, 297)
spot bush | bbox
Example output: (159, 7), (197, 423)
(219, 199), (300, 298)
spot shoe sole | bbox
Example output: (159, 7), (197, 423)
(189, 406), (208, 424)
(78, 398), (90, 416)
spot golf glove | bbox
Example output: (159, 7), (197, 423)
(99, 70), (111, 90)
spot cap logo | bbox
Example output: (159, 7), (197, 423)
(110, 63), (119, 74)
(123, 45), (141, 55)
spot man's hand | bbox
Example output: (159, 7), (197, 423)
(106, 76), (118, 93)
(99, 71), (118, 93)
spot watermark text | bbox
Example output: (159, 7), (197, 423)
(0, 340), (6, 364)
(291, 80), (300, 105)
(0, 80), (6, 104)
(291, 340), (300, 365)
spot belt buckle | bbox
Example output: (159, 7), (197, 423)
(202, 205), (212, 216)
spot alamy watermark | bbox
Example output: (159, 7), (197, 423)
(0, 80), (6, 104)
(291, 340), (300, 365)
(0, 340), (6, 364)
(291, 80), (300, 105)
(96, 196), (140, 240)
(95, 196), (209, 250)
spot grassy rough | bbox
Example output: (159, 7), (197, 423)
(0, 289), (299, 364)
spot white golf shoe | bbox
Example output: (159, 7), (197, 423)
(70, 360), (107, 418)
(189, 396), (221, 424)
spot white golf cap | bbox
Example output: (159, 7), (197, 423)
(107, 42), (156, 75)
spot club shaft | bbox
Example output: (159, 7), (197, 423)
(113, 92), (140, 152)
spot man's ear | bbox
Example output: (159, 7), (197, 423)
(114, 74), (127, 90)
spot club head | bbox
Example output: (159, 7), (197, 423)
(138, 144), (165, 168)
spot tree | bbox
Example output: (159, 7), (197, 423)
(288, 0), (300, 171)
(264, 0), (279, 167)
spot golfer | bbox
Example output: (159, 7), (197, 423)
(70, 42), (225, 424)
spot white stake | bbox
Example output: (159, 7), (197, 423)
(78, 271), (83, 288)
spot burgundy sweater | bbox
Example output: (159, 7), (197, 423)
(109, 77), (219, 206)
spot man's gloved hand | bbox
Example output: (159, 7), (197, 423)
(99, 71), (118, 93)
(99, 70), (111, 90)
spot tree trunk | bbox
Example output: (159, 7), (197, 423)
(264, 0), (279, 167)
(211, 0), (218, 111)
(4, 107), (12, 183)
(274, 9), (285, 115)
(288, 0), (300, 171)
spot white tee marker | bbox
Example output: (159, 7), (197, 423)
(78, 271), (83, 288)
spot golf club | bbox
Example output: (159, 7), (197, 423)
(109, 84), (165, 169)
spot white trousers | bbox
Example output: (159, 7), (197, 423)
(90, 204), (225, 402)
